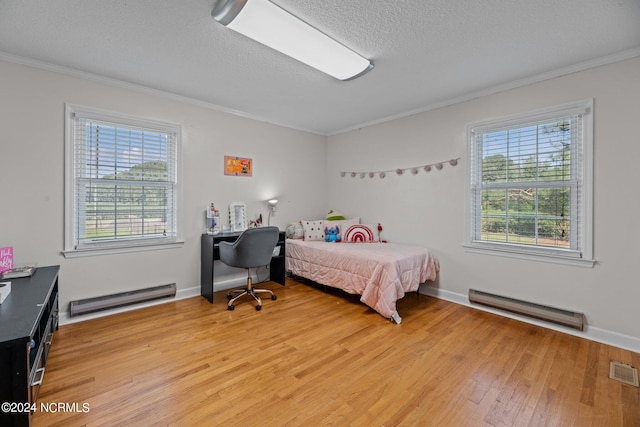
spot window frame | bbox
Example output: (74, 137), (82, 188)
(64, 104), (183, 258)
(464, 99), (594, 267)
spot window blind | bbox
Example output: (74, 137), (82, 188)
(470, 113), (584, 256)
(71, 115), (178, 248)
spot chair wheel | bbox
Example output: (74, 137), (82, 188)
(226, 294), (233, 300)
(271, 295), (277, 300)
(228, 305), (235, 311)
(255, 305), (262, 311)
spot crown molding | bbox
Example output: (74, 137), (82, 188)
(328, 47), (640, 136)
(0, 51), (323, 136)
(2, 47), (639, 137)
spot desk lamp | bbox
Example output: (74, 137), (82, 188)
(267, 199), (278, 226)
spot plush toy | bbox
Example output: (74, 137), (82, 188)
(326, 209), (345, 221)
(324, 226), (341, 242)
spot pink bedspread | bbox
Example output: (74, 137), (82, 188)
(285, 239), (439, 322)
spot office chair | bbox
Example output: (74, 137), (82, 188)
(219, 226), (280, 311)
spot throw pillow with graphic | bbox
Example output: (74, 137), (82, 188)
(300, 220), (325, 241)
(343, 224), (377, 243)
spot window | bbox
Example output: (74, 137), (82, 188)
(465, 100), (594, 267)
(64, 104), (182, 257)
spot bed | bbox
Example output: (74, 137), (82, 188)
(285, 239), (439, 323)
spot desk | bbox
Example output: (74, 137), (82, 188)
(200, 231), (286, 303)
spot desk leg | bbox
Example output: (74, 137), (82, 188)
(201, 234), (214, 303)
(270, 256), (286, 286)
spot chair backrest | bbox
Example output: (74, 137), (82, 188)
(218, 226), (279, 269)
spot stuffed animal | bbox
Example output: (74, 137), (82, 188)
(326, 209), (345, 221)
(324, 226), (341, 242)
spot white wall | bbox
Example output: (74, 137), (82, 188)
(0, 60), (327, 318)
(327, 57), (640, 352)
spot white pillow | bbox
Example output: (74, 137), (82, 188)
(300, 220), (325, 241)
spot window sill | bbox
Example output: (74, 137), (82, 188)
(463, 244), (595, 268)
(63, 240), (184, 258)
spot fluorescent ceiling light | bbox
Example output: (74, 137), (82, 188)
(212, 0), (374, 81)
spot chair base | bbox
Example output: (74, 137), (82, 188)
(227, 277), (276, 311)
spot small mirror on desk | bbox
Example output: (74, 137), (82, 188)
(229, 202), (248, 232)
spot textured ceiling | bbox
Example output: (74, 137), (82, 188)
(1, 0), (639, 135)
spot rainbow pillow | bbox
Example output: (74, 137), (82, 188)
(343, 224), (377, 243)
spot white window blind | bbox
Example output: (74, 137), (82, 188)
(65, 105), (181, 255)
(466, 100), (594, 266)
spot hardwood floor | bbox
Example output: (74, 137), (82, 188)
(33, 278), (639, 426)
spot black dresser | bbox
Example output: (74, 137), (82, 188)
(0, 265), (59, 427)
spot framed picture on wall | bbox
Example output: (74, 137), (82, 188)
(224, 155), (252, 177)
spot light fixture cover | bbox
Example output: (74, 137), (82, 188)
(212, 0), (373, 80)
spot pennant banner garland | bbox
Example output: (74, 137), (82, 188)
(340, 158), (460, 178)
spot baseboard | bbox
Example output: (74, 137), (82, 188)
(58, 275), (268, 325)
(419, 285), (640, 354)
(59, 285), (201, 325)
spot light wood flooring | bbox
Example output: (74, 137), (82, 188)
(33, 278), (639, 426)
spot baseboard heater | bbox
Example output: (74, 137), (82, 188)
(468, 289), (584, 331)
(69, 283), (176, 317)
